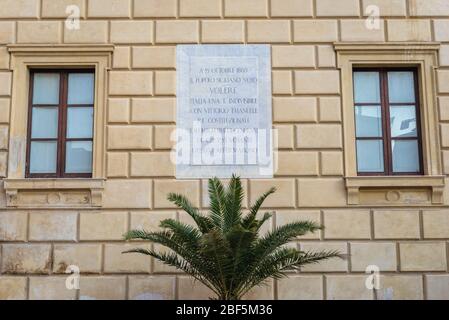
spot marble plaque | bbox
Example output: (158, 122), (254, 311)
(176, 45), (273, 178)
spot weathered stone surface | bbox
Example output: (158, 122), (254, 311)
(17, 22), (61, 44)
(42, 0), (85, 18)
(134, 0), (177, 17)
(108, 99), (130, 123)
(2, 244), (52, 274)
(131, 98), (175, 123)
(297, 179), (347, 207)
(111, 21), (153, 44)
(64, 21), (108, 44)
(0, 0), (39, 18)
(378, 275), (423, 300)
(132, 47), (176, 69)
(293, 20), (338, 42)
(243, 279), (274, 300)
(79, 212), (128, 240)
(128, 276), (176, 300)
(272, 70), (292, 94)
(250, 179), (296, 208)
(247, 20), (291, 43)
(88, 0), (131, 18)
(177, 276), (214, 300)
(103, 180), (152, 209)
(399, 242), (447, 271)
(326, 275), (374, 300)
(273, 97), (317, 122)
(130, 211), (176, 232)
(79, 277), (127, 300)
(202, 21), (245, 43)
(276, 151), (318, 176)
(224, 0), (268, 17)
(53, 244), (102, 274)
(0, 277), (27, 300)
(426, 275), (449, 300)
(323, 210), (371, 239)
(362, 0), (406, 16)
(0, 211), (27, 241)
(109, 72), (153, 96)
(156, 21), (199, 43)
(387, 20), (431, 41)
(154, 180), (200, 208)
(107, 152), (129, 178)
(296, 124), (342, 148)
(180, 0), (221, 17)
(374, 210), (420, 239)
(278, 276), (323, 300)
(0, 22), (15, 44)
(0, 47), (10, 70)
(104, 244), (152, 273)
(350, 242), (397, 272)
(422, 210), (449, 238)
(341, 20), (385, 41)
(29, 212), (77, 241)
(271, 0), (313, 17)
(29, 277), (77, 300)
(410, 0), (449, 16)
(316, 0), (360, 16)
(130, 152), (174, 177)
(108, 126), (152, 150)
(0, 72), (12, 96)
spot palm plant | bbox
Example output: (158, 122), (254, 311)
(124, 175), (342, 300)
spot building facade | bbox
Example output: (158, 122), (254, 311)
(0, 0), (449, 300)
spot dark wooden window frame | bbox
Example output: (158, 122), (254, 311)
(26, 69), (94, 178)
(354, 67), (424, 176)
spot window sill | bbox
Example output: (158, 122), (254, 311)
(3, 178), (105, 208)
(345, 176), (445, 205)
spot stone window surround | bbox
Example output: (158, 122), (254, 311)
(335, 42), (445, 205)
(3, 45), (113, 208)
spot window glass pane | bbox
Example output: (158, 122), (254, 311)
(65, 141), (92, 173)
(31, 107), (58, 139)
(353, 72), (380, 103)
(388, 71), (415, 103)
(67, 107), (93, 139)
(29, 141), (57, 174)
(390, 105), (417, 138)
(355, 105), (382, 137)
(392, 140), (420, 173)
(32, 73), (60, 105)
(356, 140), (384, 172)
(67, 73), (94, 105)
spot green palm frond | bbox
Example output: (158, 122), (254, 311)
(253, 221), (322, 257)
(238, 249), (342, 297)
(159, 218), (202, 249)
(167, 193), (214, 232)
(241, 187), (276, 229)
(124, 175), (341, 300)
(223, 174), (244, 231)
(208, 177), (227, 229)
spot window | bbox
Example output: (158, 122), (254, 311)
(353, 69), (422, 176)
(27, 70), (95, 178)
(335, 43), (444, 205)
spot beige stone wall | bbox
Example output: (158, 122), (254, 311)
(0, 0), (449, 300)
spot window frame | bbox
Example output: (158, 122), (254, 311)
(353, 67), (424, 176)
(335, 42), (445, 205)
(3, 45), (112, 208)
(26, 69), (95, 178)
